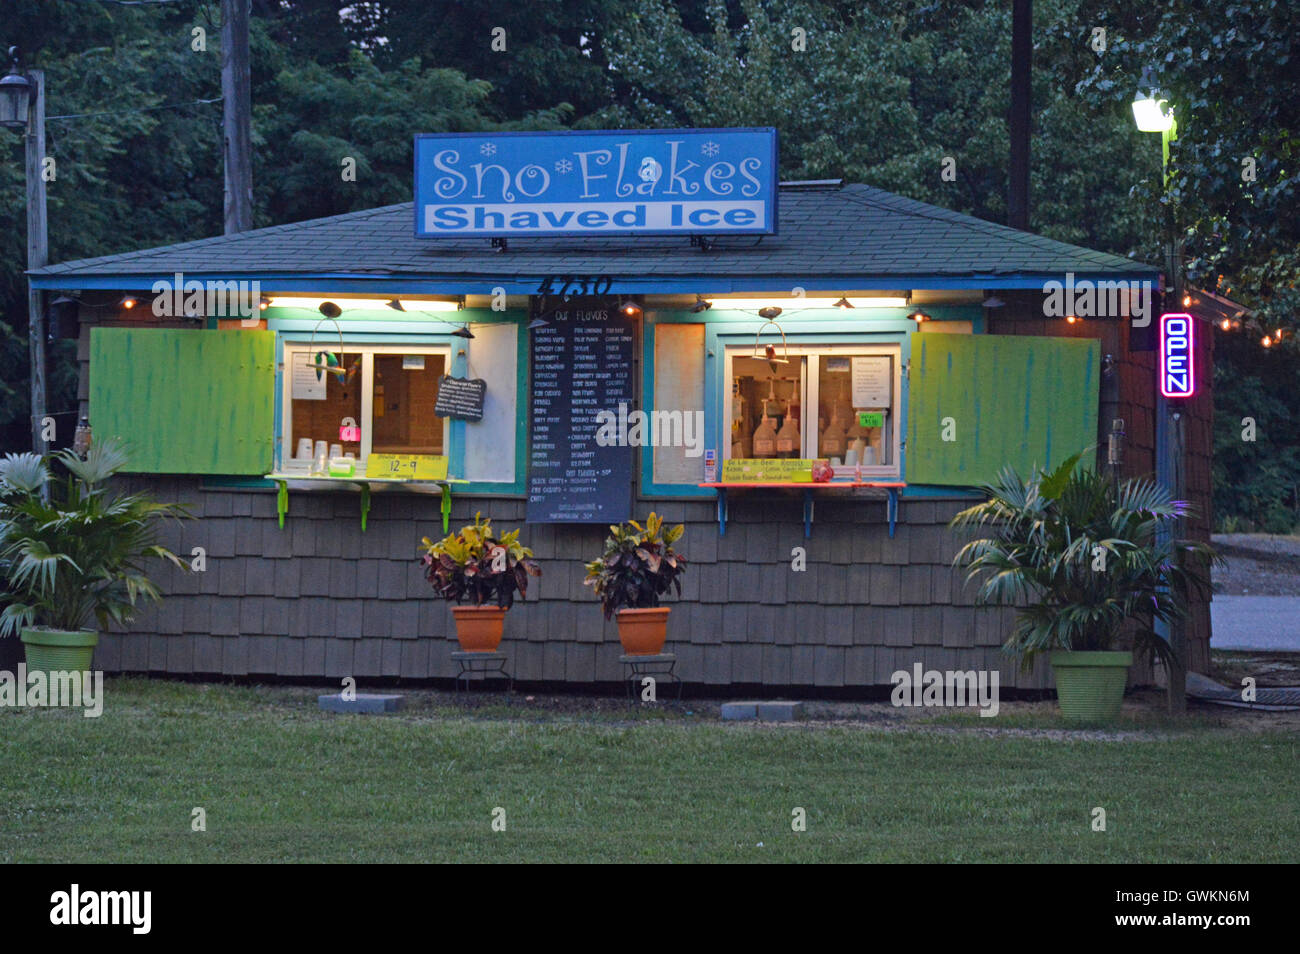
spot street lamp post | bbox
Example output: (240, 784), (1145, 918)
(1132, 70), (1187, 712)
(1, 46), (48, 456)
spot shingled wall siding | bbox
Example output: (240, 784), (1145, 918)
(91, 478), (1067, 689)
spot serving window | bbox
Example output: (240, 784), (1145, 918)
(279, 342), (452, 473)
(724, 343), (901, 478)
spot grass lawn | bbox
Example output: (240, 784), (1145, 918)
(2, 678), (1296, 863)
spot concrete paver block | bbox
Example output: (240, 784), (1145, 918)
(318, 693), (404, 714)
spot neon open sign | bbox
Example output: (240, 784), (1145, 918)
(1160, 312), (1195, 398)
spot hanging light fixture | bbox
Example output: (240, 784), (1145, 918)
(833, 297), (854, 309)
(119, 295), (139, 310)
(527, 316), (550, 330)
(908, 310), (930, 323)
(258, 295), (271, 311)
(1066, 314), (1079, 324)
(0, 48), (32, 130)
(690, 295), (713, 313)
(758, 305), (783, 319)
(386, 298), (406, 312)
(317, 301), (342, 319)
(619, 298), (642, 318)
(452, 324), (475, 339)
(982, 295), (1006, 309)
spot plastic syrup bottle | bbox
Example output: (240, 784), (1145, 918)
(776, 411), (800, 458)
(822, 406), (846, 459)
(752, 412), (778, 458)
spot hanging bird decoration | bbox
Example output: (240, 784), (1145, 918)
(312, 353), (360, 384)
(313, 351), (342, 382)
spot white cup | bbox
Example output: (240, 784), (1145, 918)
(844, 448), (858, 467)
(296, 438), (313, 460)
(329, 443), (343, 459)
(863, 447), (877, 467)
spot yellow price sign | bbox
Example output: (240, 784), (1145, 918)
(367, 454), (448, 480)
(721, 458), (814, 483)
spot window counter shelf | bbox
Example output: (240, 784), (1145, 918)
(696, 481), (905, 539)
(264, 474), (469, 532)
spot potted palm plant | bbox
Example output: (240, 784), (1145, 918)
(0, 439), (190, 676)
(583, 512), (686, 655)
(950, 450), (1215, 721)
(418, 513), (540, 652)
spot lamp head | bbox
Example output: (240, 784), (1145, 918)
(1132, 92), (1175, 133)
(0, 48), (32, 130)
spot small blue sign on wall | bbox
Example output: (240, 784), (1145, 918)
(414, 128), (778, 238)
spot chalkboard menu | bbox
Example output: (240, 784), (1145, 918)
(527, 304), (635, 523)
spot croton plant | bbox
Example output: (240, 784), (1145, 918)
(583, 512), (687, 619)
(418, 512), (540, 608)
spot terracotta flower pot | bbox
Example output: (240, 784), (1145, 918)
(616, 607), (671, 655)
(450, 606), (507, 652)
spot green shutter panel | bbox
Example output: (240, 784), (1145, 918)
(907, 333), (1099, 486)
(88, 328), (276, 475)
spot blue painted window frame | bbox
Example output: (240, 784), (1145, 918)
(267, 307), (528, 495)
(640, 307), (984, 499)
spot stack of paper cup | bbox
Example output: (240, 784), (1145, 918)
(296, 438), (313, 460)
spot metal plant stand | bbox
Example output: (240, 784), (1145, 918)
(620, 654), (682, 707)
(451, 651), (513, 692)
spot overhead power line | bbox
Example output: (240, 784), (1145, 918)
(47, 96), (221, 121)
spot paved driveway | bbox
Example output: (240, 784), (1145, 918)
(1211, 596), (1300, 651)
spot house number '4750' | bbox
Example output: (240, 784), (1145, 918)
(537, 275), (613, 297)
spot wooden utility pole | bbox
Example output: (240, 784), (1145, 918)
(1008, 0), (1032, 230)
(222, 0), (253, 233)
(26, 68), (47, 454)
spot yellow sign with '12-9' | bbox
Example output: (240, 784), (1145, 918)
(368, 454), (448, 480)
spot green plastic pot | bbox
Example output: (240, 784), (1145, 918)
(20, 628), (98, 676)
(1049, 650), (1132, 722)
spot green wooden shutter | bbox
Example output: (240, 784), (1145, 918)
(89, 328), (275, 475)
(907, 333), (1099, 486)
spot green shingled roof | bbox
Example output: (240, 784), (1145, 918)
(31, 182), (1154, 285)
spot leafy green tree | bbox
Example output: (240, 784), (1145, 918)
(258, 51), (567, 224)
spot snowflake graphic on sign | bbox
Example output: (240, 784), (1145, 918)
(480, 142), (497, 156)
(702, 141), (720, 157)
(554, 158), (573, 174)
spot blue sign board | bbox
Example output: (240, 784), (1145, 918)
(414, 128), (778, 238)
